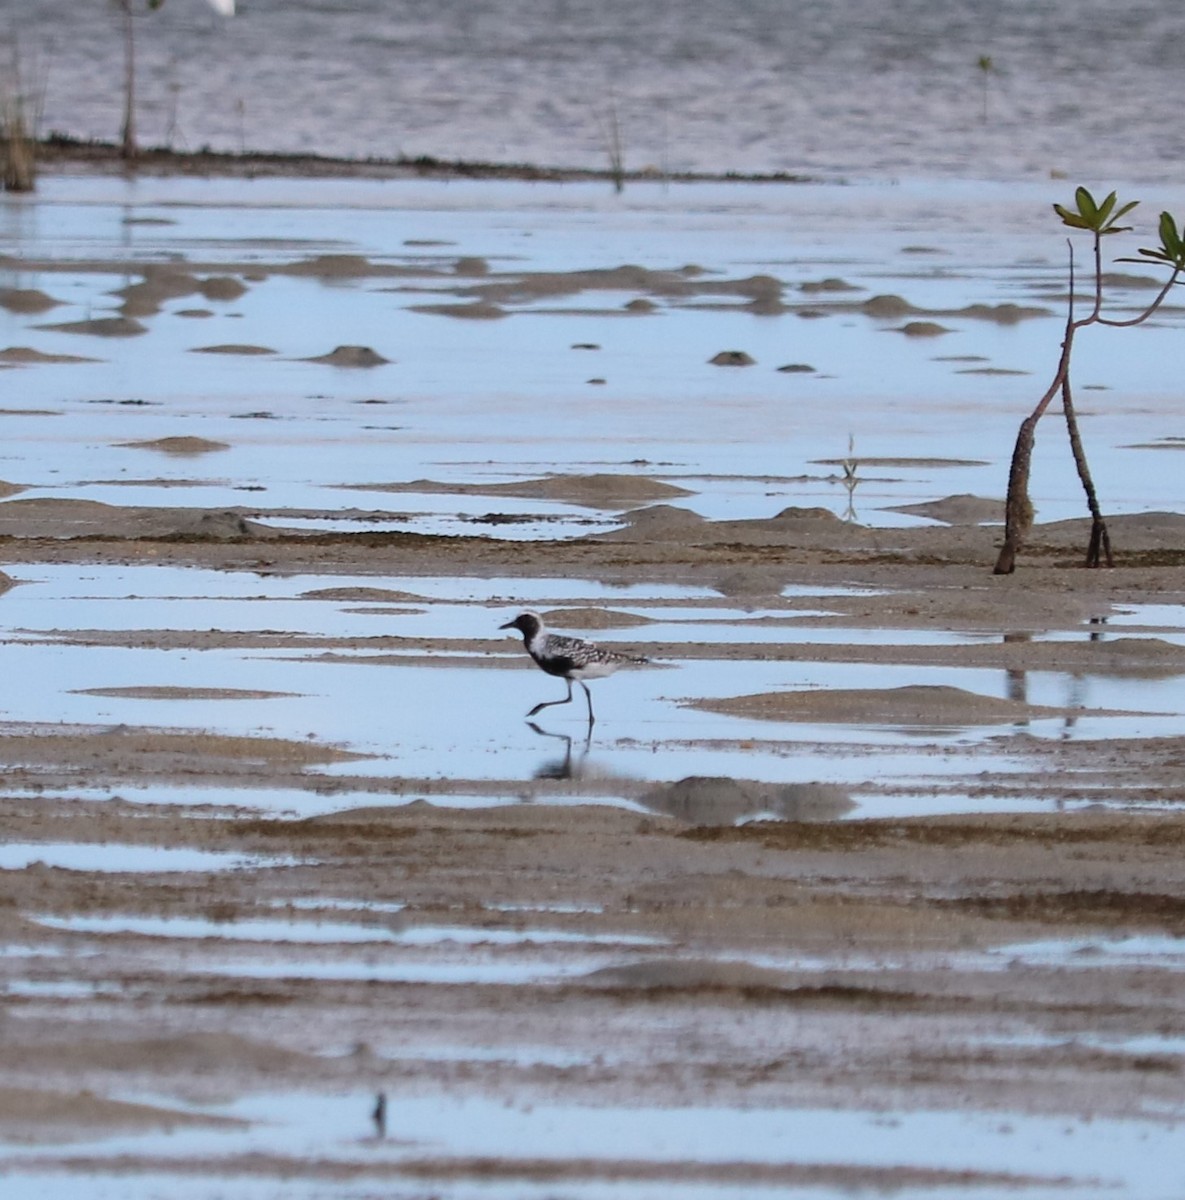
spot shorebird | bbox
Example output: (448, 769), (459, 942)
(500, 611), (647, 726)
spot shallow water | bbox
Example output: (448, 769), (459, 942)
(0, 38), (1183, 1197)
(14, 0), (1185, 184)
(2, 562), (1182, 807)
(0, 843), (291, 873)
(3, 1089), (1183, 1200)
(2, 175), (1184, 536)
(36, 913), (665, 949)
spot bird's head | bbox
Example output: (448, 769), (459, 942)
(500, 611), (543, 638)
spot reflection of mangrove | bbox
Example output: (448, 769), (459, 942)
(528, 721), (591, 780)
(1002, 631), (1031, 706)
(1003, 619), (1112, 736)
(840, 435), (860, 522)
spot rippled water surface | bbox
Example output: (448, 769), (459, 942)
(11, 0), (1185, 181)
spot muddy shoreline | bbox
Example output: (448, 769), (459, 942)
(1, 498), (1185, 1192)
(33, 136), (816, 187)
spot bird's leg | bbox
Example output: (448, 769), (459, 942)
(527, 677), (573, 718)
(579, 680), (595, 728)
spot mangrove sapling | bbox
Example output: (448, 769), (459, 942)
(112, 0), (166, 161)
(0, 37), (44, 192)
(595, 103), (626, 194)
(993, 188), (1185, 575)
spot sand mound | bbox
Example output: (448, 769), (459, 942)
(958, 302), (1051, 323)
(0, 346), (99, 364)
(74, 686), (297, 701)
(770, 505), (844, 524)
(300, 586), (427, 603)
(115, 436), (230, 456)
(0, 1087), (241, 1137)
(169, 511), (272, 539)
(488, 473), (692, 508)
(862, 294), (915, 317)
(887, 494), (1004, 525)
(615, 505), (707, 535)
(347, 473), (691, 510)
(1035, 511), (1185, 551)
(541, 607), (652, 630)
(39, 316), (148, 337)
(412, 301), (508, 319)
(0, 725), (363, 778)
(286, 254), (375, 277)
(641, 776), (854, 824)
(115, 271), (203, 316)
(694, 684), (1071, 726)
(0, 1031), (311, 1076)
(1088, 638), (1185, 672)
(303, 345), (391, 367)
(898, 321), (951, 337)
(0, 288), (60, 314)
(199, 275), (248, 301)
(0, 499), (272, 541)
(191, 344), (276, 355)
(602, 504), (874, 549)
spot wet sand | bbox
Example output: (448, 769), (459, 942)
(2, 497), (1185, 1195)
(2, 176), (1185, 1195)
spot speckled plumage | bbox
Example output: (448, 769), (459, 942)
(500, 611), (647, 724)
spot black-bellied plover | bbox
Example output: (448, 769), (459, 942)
(500, 611), (647, 725)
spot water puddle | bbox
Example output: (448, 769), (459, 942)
(1107, 604), (1185, 632)
(270, 897), (408, 915)
(993, 935), (1185, 971)
(976, 1031), (1185, 1059)
(32, 915), (405, 944)
(192, 958), (613, 986)
(0, 563), (1181, 815)
(0, 844), (298, 873)
(33, 913), (664, 950)
(3, 177), (1184, 543)
(0, 1089), (1179, 1199)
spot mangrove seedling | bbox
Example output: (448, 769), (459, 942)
(994, 187), (1185, 574)
(112, 0), (166, 161)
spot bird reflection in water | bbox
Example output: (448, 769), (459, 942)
(527, 720), (592, 780)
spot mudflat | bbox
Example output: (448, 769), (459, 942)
(2, 496), (1185, 1194)
(1, 172), (1184, 1194)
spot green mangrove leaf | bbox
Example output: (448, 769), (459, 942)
(1053, 203), (1090, 229)
(1158, 211), (1184, 260)
(1075, 186), (1099, 223)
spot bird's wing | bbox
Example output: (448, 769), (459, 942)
(544, 633), (593, 660)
